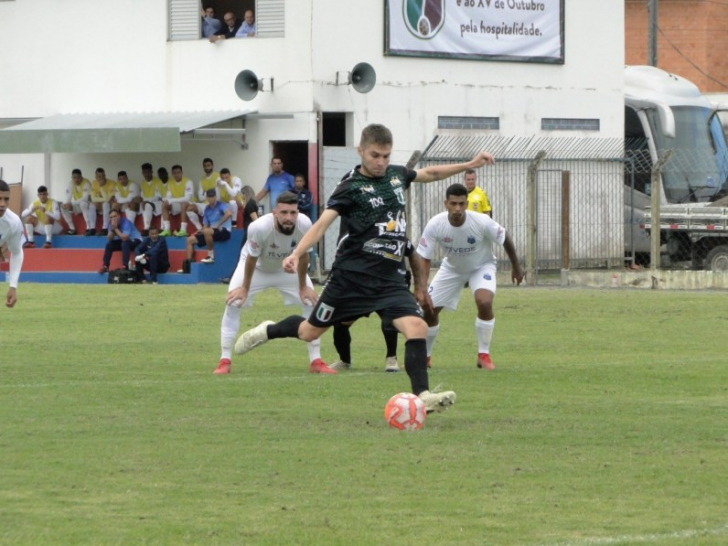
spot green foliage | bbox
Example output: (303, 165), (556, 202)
(2, 284), (728, 545)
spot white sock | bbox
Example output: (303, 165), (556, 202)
(307, 337), (322, 363)
(126, 210), (137, 225)
(44, 224), (53, 243)
(143, 204), (153, 229)
(162, 220), (170, 231)
(180, 222), (187, 233)
(102, 202), (110, 227)
(476, 318), (495, 354)
(220, 303), (242, 360)
(229, 201), (238, 222)
(426, 324), (440, 356)
(87, 204), (97, 230)
(61, 209), (73, 229)
(25, 224), (34, 242)
(187, 211), (202, 230)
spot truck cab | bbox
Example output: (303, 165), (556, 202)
(624, 65), (728, 268)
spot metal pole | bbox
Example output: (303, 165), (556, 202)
(648, 0), (658, 66)
(650, 150), (672, 271)
(526, 151), (547, 285)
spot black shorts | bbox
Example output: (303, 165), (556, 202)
(195, 228), (231, 246)
(308, 269), (421, 328)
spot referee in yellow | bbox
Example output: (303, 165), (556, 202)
(463, 168), (492, 217)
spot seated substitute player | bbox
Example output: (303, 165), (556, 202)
(61, 168), (93, 235)
(417, 183), (524, 370)
(114, 171), (141, 228)
(232, 123), (497, 414)
(134, 226), (169, 284)
(161, 164), (194, 237)
(21, 185), (63, 249)
(179, 188), (232, 269)
(90, 168), (116, 236)
(0, 179), (25, 308)
(185, 157), (220, 233)
(216, 168), (243, 226)
(139, 163), (164, 236)
(214, 191), (334, 375)
(98, 208), (143, 274)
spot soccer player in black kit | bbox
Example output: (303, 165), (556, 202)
(232, 123), (495, 413)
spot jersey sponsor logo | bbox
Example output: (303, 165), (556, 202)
(270, 243), (279, 249)
(315, 302), (335, 323)
(446, 246), (476, 255)
(359, 185), (376, 194)
(363, 238), (406, 261)
(375, 210), (406, 236)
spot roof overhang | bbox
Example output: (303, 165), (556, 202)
(0, 110), (255, 153)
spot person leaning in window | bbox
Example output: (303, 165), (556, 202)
(235, 9), (256, 37)
(201, 6), (221, 38)
(209, 12), (242, 43)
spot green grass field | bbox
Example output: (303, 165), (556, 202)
(2, 283), (728, 545)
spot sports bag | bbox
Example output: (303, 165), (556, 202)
(107, 268), (139, 284)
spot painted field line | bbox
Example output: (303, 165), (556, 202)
(539, 523), (728, 546)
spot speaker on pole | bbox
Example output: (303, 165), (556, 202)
(235, 70), (261, 101)
(349, 62), (376, 94)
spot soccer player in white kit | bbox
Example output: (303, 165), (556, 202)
(214, 191), (335, 375)
(416, 183), (524, 370)
(0, 179), (25, 308)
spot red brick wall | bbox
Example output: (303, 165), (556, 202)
(625, 0), (728, 92)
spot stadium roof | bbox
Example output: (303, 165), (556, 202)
(0, 110), (255, 153)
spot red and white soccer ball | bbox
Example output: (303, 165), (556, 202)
(384, 392), (427, 431)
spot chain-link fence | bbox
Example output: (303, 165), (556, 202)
(411, 136), (627, 283)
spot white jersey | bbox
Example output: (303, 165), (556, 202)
(416, 210), (506, 274)
(242, 213), (312, 273)
(0, 208), (25, 288)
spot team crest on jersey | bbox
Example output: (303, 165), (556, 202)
(394, 187), (405, 205)
(468, 236), (476, 244)
(389, 177), (402, 187)
(315, 303), (335, 323)
(291, 240), (296, 247)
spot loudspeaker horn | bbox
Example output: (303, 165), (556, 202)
(349, 62), (376, 94)
(235, 69), (261, 101)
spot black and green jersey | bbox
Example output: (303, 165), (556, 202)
(327, 165), (416, 282)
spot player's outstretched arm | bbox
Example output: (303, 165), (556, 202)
(413, 151), (495, 183)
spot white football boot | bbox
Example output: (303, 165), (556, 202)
(234, 320), (275, 355)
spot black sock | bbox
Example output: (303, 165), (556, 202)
(404, 338), (428, 395)
(267, 315), (306, 340)
(381, 323), (398, 358)
(333, 323), (352, 363)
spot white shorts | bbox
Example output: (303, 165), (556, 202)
(65, 203), (85, 214)
(428, 261), (497, 311)
(143, 199), (163, 216)
(228, 266), (314, 309)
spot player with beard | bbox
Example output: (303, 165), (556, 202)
(214, 191), (334, 375)
(0, 179), (25, 308)
(232, 124), (496, 414)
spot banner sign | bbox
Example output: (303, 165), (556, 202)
(385, 0), (564, 64)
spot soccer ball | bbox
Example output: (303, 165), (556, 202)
(384, 392), (427, 431)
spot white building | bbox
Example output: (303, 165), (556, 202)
(0, 0), (624, 222)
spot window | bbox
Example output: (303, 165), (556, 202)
(169, 0), (283, 41)
(438, 116), (499, 130)
(541, 118), (600, 131)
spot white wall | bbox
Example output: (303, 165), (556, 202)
(0, 0), (624, 204)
